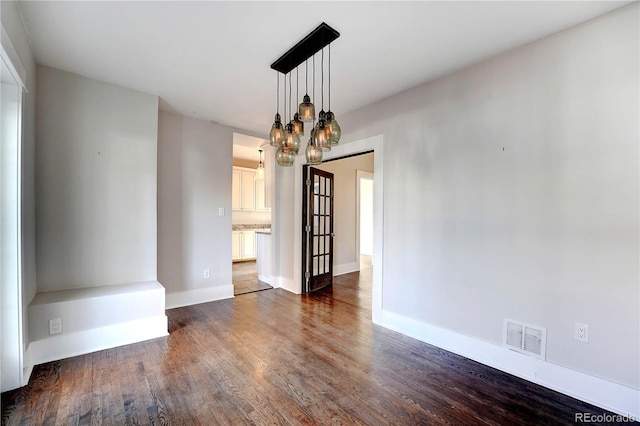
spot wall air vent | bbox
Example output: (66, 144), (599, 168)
(503, 318), (547, 360)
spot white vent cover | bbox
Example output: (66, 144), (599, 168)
(503, 318), (547, 360)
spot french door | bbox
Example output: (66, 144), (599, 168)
(302, 166), (334, 293)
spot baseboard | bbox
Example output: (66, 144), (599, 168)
(375, 309), (639, 419)
(333, 262), (360, 276)
(26, 315), (168, 369)
(165, 285), (234, 309)
(258, 273), (273, 285)
(276, 276), (298, 294)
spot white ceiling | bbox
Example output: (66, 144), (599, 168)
(17, 1), (631, 161)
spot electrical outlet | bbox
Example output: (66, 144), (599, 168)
(204, 269), (210, 279)
(218, 207), (225, 216)
(49, 318), (62, 335)
(575, 323), (589, 343)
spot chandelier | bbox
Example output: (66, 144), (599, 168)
(269, 23), (341, 167)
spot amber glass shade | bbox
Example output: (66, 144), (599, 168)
(298, 94), (315, 122)
(325, 111), (341, 146)
(292, 113), (304, 135)
(269, 113), (285, 147)
(276, 146), (295, 167)
(314, 119), (331, 152)
(282, 123), (301, 154)
(305, 137), (323, 165)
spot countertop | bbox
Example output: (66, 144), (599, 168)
(232, 224), (271, 231)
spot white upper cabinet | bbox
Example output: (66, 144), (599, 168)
(232, 166), (268, 212)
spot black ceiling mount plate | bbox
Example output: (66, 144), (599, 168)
(270, 22), (340, 74)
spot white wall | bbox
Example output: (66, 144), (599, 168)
(316, 153), (374, 272)
(36, 66), (159, 292)
(158, 111), (234, 308)
(273, 1), (639, 405)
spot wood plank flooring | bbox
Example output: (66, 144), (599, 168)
(2, 268), (623, 425)
(232, 260), (273, 296)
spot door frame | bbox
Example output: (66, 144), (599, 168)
(293, 134), (384, 321)
(1, 25), (27, 391)
(302, 166), (335, 293)
(356, 170), (374, 267)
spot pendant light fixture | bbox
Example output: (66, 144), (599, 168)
(269, 22), (340, 167)
(305, 131), (323, 165)
(282, 72), (301, 155)
(314, 47), (331, 152)
(325, 44), (341, 146)
(292, 67), (304, 135)
(256, 149), (265, 179)
(269, 73), (285, 147)
(298, 58), (315, 122)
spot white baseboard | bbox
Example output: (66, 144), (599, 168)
(375, 309), (640, 419)
(26, 315), (168, 369)
(333, 262), (360, 276)
(276, 276), (298, 294)
(258, 273), (273, 285)
(165, 285), (234, 309)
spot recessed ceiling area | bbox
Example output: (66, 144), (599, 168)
(17, 1), (632, 138)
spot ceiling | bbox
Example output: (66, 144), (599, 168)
(17, 1), (631, 160)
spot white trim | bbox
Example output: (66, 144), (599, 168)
(1, 25), (27, 89)
(26, 315), (168, 367)
(165, 285), (234, 309)
(276, 276), (297, 294)
(293, 135), (384, 315)
(376, 309), (640, 418)
(333, 262), (360, 276)
(257, 273), (273, 285)
(356, 170), (374, 261)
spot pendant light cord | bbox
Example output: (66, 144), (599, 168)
(328, 44), (331, 112)
(321, 47), (324, 111)
(276, 72), (279, 115)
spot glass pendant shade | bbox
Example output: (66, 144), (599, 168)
(313, 119), (331, 152)
(305, 137), (323, 165)
(292, 113), (304, 135)
(255, 149), (265, 180)
(325, 111), (341, 146)
(276, 146), (295, 167)
(270, 113), (285, 147)
(298, 94), (315, 122)
(282, 123), (301, 154)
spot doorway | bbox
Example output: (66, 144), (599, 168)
(301, 152), (374, 294)
(1, 42), (25, 391)
(292, 134), (384, 318)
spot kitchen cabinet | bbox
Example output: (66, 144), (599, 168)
(232, 230), (256, 261)
(232, 166), (267, 212)
(232, 168), (256, 211)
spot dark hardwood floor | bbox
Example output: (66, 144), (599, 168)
(2, 266), (622, 425)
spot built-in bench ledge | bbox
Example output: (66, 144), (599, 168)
(27, 281), (168, 369)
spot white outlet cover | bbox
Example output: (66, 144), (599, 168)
(49, 318), (62, 335)
(204, 269), (210, 279)
(575, 323), (589, 343)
